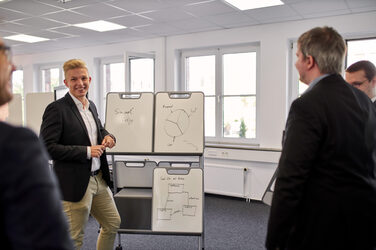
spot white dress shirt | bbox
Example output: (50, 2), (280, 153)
(69, 92), (100, 172)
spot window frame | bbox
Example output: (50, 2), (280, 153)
(125, 52), (155, 92)
(38, 63), (63, 92)
(12, 68), (24, 96)
(98, 55), (125, 120)
(180, 44), (260, 145)
(345, 36), (376, 68)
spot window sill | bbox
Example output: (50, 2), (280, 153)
(205, 142), (281, 152)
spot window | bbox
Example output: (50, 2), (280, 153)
(11, 69), (24, 124)
(99, 54), (155, 120)
(100, 57), (125, 119)
(103, 62), (125, 94)
(41, 67), (61, 92)
(12, 69), (23, 96)
(181, 46), (259, 143)
(126, 53), (155, 92)
(346, 38), (376, 67)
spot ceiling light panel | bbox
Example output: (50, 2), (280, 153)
(4, 34), (50, 43)
(73, 20), (126, 32)
(224, 0), (284, 10)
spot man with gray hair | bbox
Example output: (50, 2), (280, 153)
(266, 27), (376, 250)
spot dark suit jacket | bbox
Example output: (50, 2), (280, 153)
(0, 122), (73, 250)
(266, 74), (376, 250)
(40, 93), (112, 202)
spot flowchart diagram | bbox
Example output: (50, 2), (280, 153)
(152, 168), (203, 233)
(156, 183), (199, 220)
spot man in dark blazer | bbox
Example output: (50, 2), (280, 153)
(345, 60), (376, 105)
(0, 38), (73, 249)
(40, 59), (120, 250)
(266, 27), (376, 250)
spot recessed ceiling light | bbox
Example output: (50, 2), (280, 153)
(4, 34), (50, 43)
(73, 20), (126, 32)
(224, 0), (284, 10)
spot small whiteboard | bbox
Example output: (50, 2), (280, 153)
(105, 92), (154, 153)
(115, 161), (157, 188)
(54, 85), (69, 100)
(154, 92), (204, 154)
(25, 92), (54, 135)
(7, 93), (23, 126)
(152, 167), (203, 233)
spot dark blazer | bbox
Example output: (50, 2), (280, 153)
(40, 93), (112, 202)
(266, 74), (376, 250)
(0, 122), (73, 250)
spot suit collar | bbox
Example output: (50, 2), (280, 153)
(63, 93), (102, 144)
(68, 92), (89, 110)
(303, 74), (330, 94)
(64, 93), (90, 139)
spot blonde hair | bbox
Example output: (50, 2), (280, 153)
(298, 26), (346, 74)
(63, 59), (88, 79)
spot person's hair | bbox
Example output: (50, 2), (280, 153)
(346, 60), (376, 82)
(63, 59), (88, 79)
(298, 26), (346, 74)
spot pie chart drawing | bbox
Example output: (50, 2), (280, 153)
(164, 109), (190, 143)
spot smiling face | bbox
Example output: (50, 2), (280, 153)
(0, 40), (15, 106)
(64, 67), (91, 102)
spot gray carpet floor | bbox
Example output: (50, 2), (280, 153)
(83, 194), (270, 250)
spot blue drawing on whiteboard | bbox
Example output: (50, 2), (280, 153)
(157, 183), (199, 220)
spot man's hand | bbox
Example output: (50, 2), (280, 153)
(91, 145), (105, 158)
(102, 135), (116, 149)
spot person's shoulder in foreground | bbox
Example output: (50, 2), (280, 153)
(0, 122), (74, 250)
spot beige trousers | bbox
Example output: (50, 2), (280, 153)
(62, 172), (121, 250)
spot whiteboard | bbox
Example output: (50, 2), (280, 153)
(115, 161), (157, 188)
(152, 167), (203, 233)
(6, 93), (23, 126)
(154, 92), (204, 154)
(25, 92), (54, 135)
(54, 85), (69, 100)
(105, 92), (154, 153)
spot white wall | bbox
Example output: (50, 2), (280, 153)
(13, 37), (166, 105)
(13, 11), (376, 149)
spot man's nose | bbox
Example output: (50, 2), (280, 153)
(77, 79), (84, 86)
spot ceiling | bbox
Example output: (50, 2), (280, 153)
(1, 0), (376, 55)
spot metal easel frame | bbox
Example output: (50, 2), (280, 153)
(110, 153), (205, 250)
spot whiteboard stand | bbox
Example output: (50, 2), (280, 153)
(261, 168), (277, 206)
(110, 153), (205, 250)
(107, 91), (205, 249)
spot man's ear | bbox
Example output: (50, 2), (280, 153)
(63, 79), (68, 87)
(306, 55), (315, 70)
